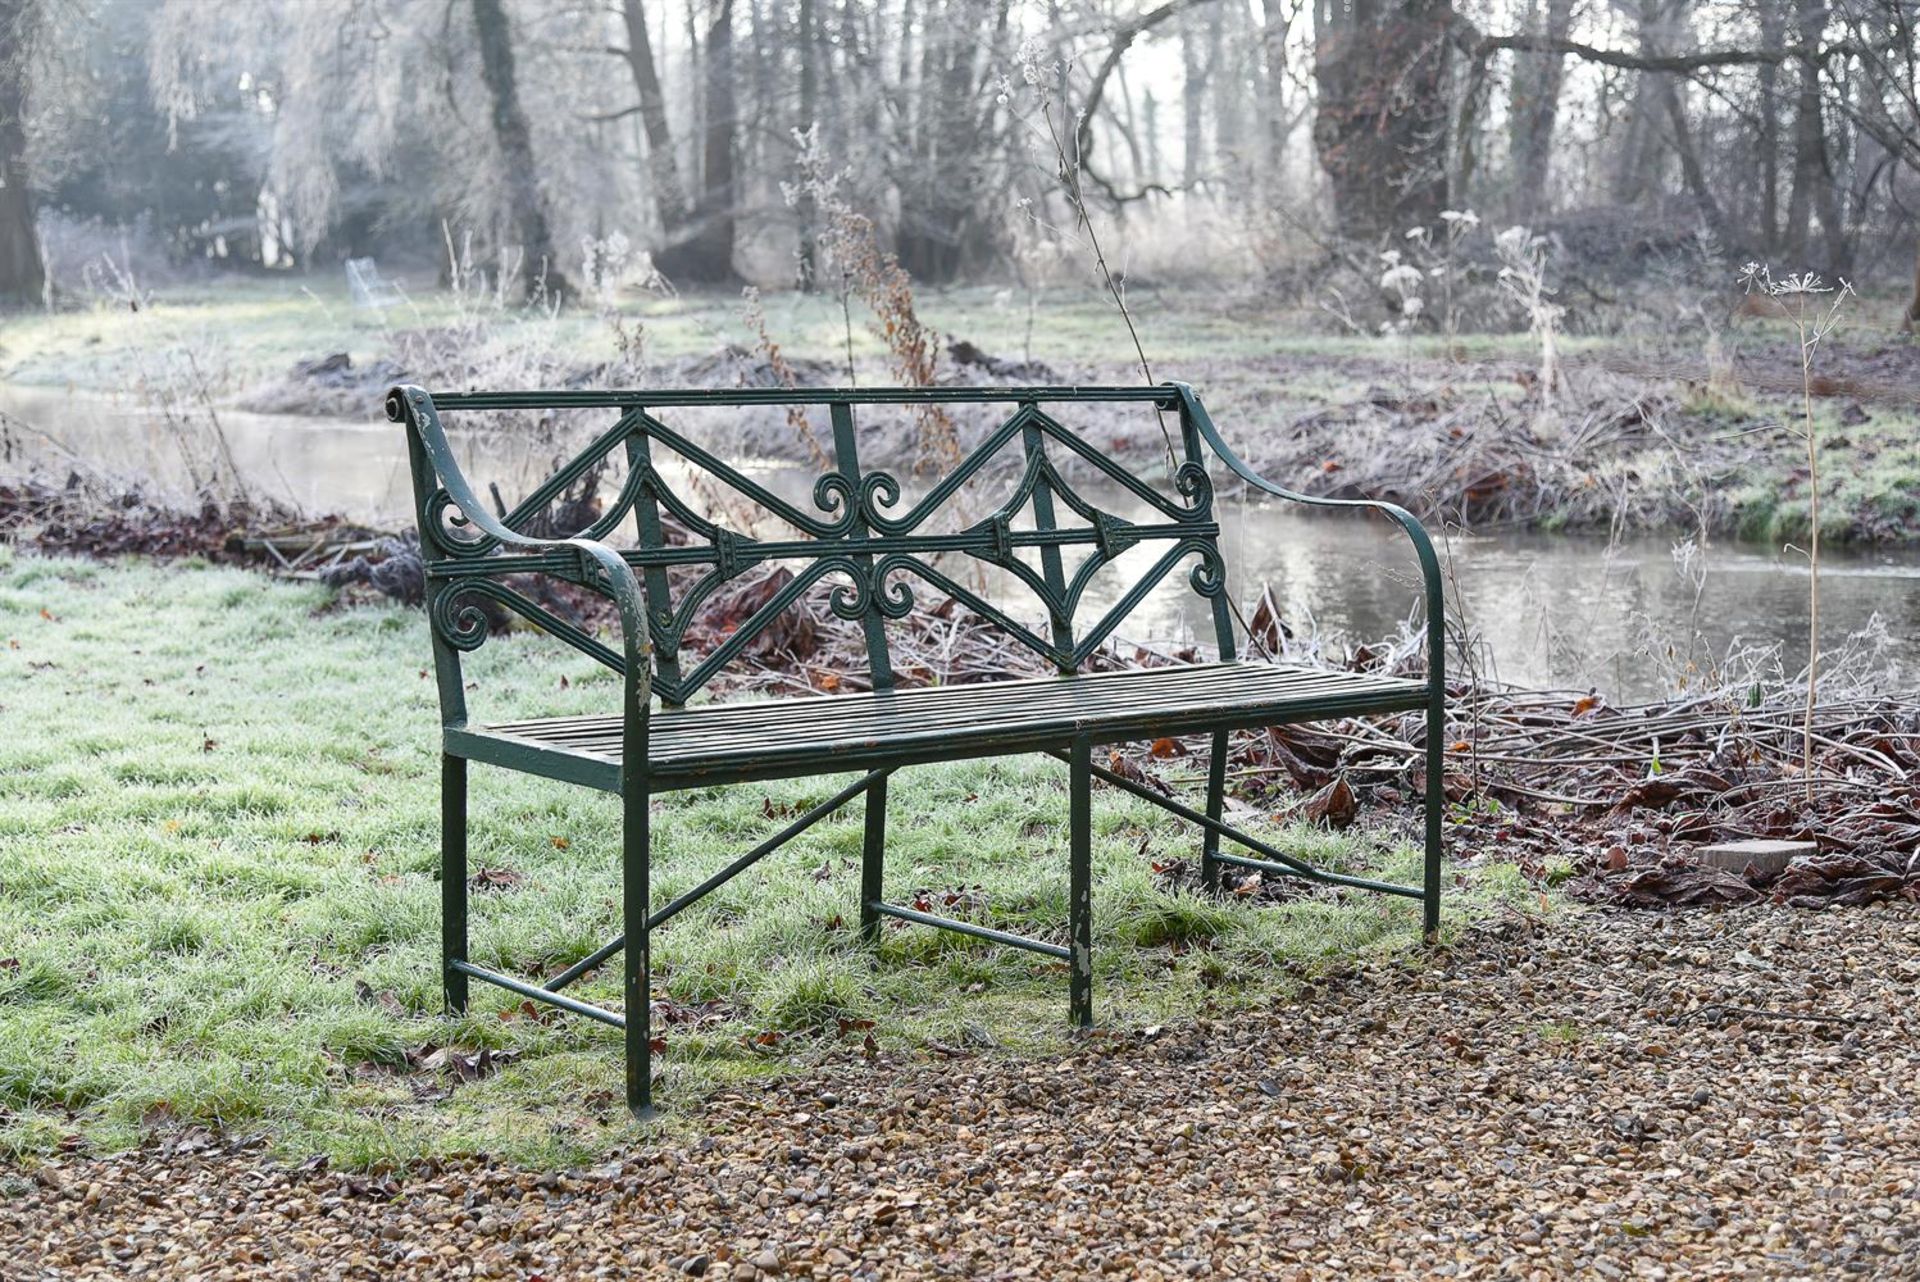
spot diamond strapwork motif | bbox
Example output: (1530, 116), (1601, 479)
(423, 398), (1225, 698)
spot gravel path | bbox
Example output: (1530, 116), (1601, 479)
(6, 904), (1917, 1280)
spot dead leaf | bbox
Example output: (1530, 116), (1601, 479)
(468, 867), (524, 892)
(1302, 776), (1357, 829)
(404, 1043), (519, 1081)
(1246, 585), (1293, 655)
(353, 980), (408, 1018)
(500, 999), (554, 1026)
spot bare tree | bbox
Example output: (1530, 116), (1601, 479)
(0, 0), (44, 304)
(654, 0), (737, 281)
(472, 0), (571, 294)
(612, 0), (690, 229)
(1507, 0), (1577, 221)
(1312, 0), (1455, 239)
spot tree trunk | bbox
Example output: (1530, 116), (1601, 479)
(1506, 0), (1575, 223)
(1311, 0), (1454, 241)
(894, 0), (1001, 282)
(1660, 77), (1731, 245)
(1608, 0), (1669, 206)
(828, 0), (857, 162)
(1181, 12), (1206, 186)
(1784, 0), (1847, 270)
(1756, 0), (1784, 249)
(471, 0), (570, 297)
(1903, 231), (1920, 332)
(1115, 62), (1146, 188)
(796, 0), (818, 289)
(1144, 88), (1163, 186)
(658, 0), (737, 282)
(1208, 1), (1239, 171)
(1257, 0), (1294, 192)
(0, 0), (44, 307)
(619, 0), (689, 229)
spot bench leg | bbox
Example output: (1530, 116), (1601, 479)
(858, 774), (888, 946)
(1200, 729), (1227, 893)
(1423, 686), (1445, 939)
(442, 753), (468, 1015)
(1069, 736), (1094, 1029)
(624, 779), (655, 1120)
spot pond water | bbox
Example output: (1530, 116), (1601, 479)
(6, 382), (1914, 701)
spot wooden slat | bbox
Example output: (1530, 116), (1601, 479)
(471, 662), (1424, 788)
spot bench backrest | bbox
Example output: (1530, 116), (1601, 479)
(400, 387), (1236, 707)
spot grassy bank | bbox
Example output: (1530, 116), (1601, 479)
(0, 552), (1509, 1167)
(0, 276), (1607, 392)
(4, 277), (1916, 545)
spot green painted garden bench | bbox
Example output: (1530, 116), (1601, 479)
(387, 383), (1445, 1117)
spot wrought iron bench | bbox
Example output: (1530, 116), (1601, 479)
(387, 383), (1445, 1117)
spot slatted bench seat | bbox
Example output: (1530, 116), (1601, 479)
(463, 661), (1427, 788)
(389, 382), (1446, 1117)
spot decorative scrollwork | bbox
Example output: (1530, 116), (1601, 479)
(423, 487), (498, 560)
(1187, 542), (1227, 597)
(640, 411), (858, 539)
(864, 558), (919, 620)
(430, 582), (495, 651)
(1174, 462), (1214, 519)
(429, 578), (626, 671)
(826, 578), (866, 622)
(813, 470), (857, 519)
(863, 554), (1063, 662)
(858, 470), (904, 528)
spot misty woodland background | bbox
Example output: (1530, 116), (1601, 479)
(0, 0), (1914, 311)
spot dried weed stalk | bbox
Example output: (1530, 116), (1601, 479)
(784, 127), (956, 469)
(741, 286), (830, 471)
(1495, 226), (1564, 422)
(1737, 263), (1854, 802)
(1004, 42), (1178, 475)
(83, 251), (248, 513)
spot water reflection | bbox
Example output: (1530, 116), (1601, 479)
(6, 382), (1912, 701)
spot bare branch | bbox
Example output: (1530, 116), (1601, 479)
(1074, 0), (1221, 171)
(1467, 31), (1832, 73)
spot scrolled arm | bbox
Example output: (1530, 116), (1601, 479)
(1166, 383), (1446, 695)
(387, 384), (653, 709)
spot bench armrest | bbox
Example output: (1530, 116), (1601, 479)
(1167, 383), (1446, 697)
(386, 384), (653, 714)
